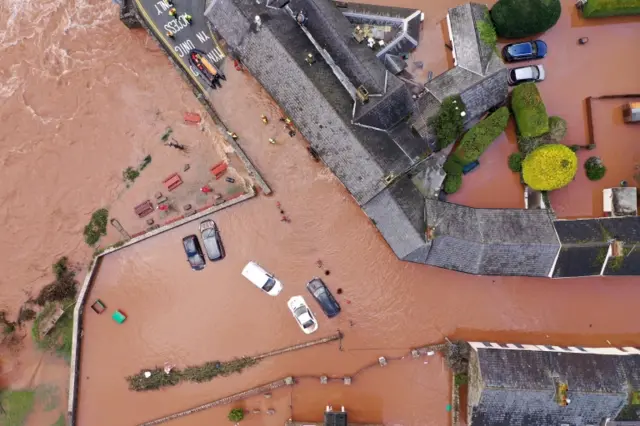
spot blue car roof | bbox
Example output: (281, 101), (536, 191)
(509, 42), (533, 56)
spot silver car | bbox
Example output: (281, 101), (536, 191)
(507, 65), (546, 86)
(199, 219), (225, 261)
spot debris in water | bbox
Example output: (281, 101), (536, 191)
(336, 288), (343, 294)
(316, 260), (323, 268)
(183, 164), (190, 171)
(269, 138), (276, 144)
(414, 61), (424, 69)
(261, 114), (269, 124)
(325, 270), (330, 276)
(144, 371), (152, 378)
(226, 177), (235, 183)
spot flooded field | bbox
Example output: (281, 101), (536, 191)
(0, 0), (638, 424)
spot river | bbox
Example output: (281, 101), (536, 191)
(0, 0), (638, 424)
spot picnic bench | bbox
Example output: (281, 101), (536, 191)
(210, 162), (228, 179)
(134, 200), (154, 218)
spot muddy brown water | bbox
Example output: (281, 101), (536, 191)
(0, 0), (639, 424)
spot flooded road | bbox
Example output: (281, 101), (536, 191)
(0, 0), (639, 424)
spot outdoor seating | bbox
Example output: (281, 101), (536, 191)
(210, 161), (228, 179)
(134, 200), (154, 218)
(163, 173), (183, 191)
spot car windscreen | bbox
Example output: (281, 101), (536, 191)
(202, 229), (221, 259)
(189, 253), (204, 267)
(184, 238), (196, 253)
(262, 277), (276, 292)
(509, 43), (533, 56)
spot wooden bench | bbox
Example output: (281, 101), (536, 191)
(163, 173), (183, 191)
(184, 112), (201, 124)
(134, 200), (154, 218)
(210, 162), (228, 179)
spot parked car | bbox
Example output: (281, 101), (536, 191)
(507, 65), (545, 86)
(306, 278), (341, 318)
(287, 296), (318, 334)
(199, 219), (225, 261)
(182, 235), (206, 271)
(241, 261), (283, 296)
(502, 40), (547, 62)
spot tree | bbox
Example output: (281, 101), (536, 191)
(522, 144), (578, 191)
(584, 156), (607, 181)
(490, 0), (562, 38)
(228, 408), (245, 422)
(429, 96), (466, 150)
(454, 107), (510, 164)
(511, 83), (549, 138)
(443, 173), (462, 194)
(508, 153), (523, 172)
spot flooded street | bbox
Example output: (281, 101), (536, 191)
(0, 0), (638, 424)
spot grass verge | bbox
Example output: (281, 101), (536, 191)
(0, 390), (36, 426)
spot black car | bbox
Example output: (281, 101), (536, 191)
(306, 278), (341, 318)
(502, 40), (547, 62)
(199, 219), (225, 261)
(182, 235), (206, 271)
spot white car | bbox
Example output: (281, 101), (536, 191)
(241, 261), (283, 296)
(287, 296), (318, 334)
(507, 65), (545, 86)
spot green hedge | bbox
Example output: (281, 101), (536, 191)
(491, 0), (562, 38)
(585, 156), (607, 180)
(444, 174), (462, 194)
(511, 83), (549, 138)
(455, 107), (510, 164)
(522, 144), (578, 190)
(429, 96), (466, 150)
(583, 0), (640, 17)
(517, 116), (567, 155)
(508, 153), (523, 172)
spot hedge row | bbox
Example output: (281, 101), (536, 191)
(522, 144), (578, 191)
(430, 96), (466, 150)
(517, 116), (567, 155)
(583, 0), (640, 17)
(511, 83), (549, 138)
(455, 107), (510, 164)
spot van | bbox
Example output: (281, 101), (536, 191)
(623, 102), (640, 123)
(241, 261), (283, 296)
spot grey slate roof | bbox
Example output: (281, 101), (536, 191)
(611, 187), (638, 216)
(353, 77), (414, 130)
(469, 347), (640, 426)
(424, 200), (560, 276)
(552, 217), (640, 277)
(409, 91), (440, 140)
(362, 175), (426, 259)
(205, 0), (426, 205)
(383, 54), (407, 74)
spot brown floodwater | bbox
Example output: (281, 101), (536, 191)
(1, 0), (639, 424)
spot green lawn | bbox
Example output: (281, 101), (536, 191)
(51, 414), (66, 426)
(583, 0), (640, 17)
(0, 390), (35, 426)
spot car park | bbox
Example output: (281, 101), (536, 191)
(241, 261), (283, 296)
(199, 219), (225, 261)
(287, 296), (318, 334)
(507, 65), (545, 86)
(182, 235), (206, 271)
(502, 40), (547, 62)
(306, 278), (341, 318)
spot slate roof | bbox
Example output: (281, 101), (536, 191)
(469, 347), (640, 426)
(612, 187), (638, 216)
(552, 217), (640, 277)
(409, 91), (440, 140)
(383, 54), (407, 74)
(338, 2), (422, 57)
(424, 200), (560, 276)
(422, 3), (507, 123)
(205, 0), (427, 205)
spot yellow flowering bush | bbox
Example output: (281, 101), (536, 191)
(522, 144), (577, 191)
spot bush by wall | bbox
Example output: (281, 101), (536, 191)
(444, 173), (463, 194)
(429, 96), (466, 150)
(522, 144), (578, 191)
(517, 116), (567, 155)
(83, 208), (109, 246)
(585, 156), (607, 180)
(444, 155), (465, 175)
(228, 408), (245, 422)
(582, 0), (640, 17)
(455, 107), (510, 164)
(491, 0), (562, 38)
(508, 153), (523, 172)
(511, 83), (549, 138)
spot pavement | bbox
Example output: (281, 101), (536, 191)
(135, 0), (226, 94)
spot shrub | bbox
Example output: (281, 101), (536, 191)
(585, 156), (607, 181)
(228, 408), (245, 422)
(491, 0), (562, 38)
(32, 301), (75, 361)
(443, 155), (464, 175)
(444, 173), (462, 194)
(34, 258), (77, 306)
(123, 167), (140, 182)
(511, 83), (549, 138)
(429, 96), (466, 150)
(517, 116), (567, 155)
(582, 0), (640, 18)
(83, 208), (109, 246)
(477, 9), (497, 52)
(522, 144), (578, 191)
(455, 107), (510, 164)
(508, 153), (523, 172)
(0, 389), (36, 426)
(454, 373), (469, 386)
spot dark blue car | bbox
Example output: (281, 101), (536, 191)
(502, 40), (547, 62)
(182, 235), (206, 271)
(306, 278), (341, 318)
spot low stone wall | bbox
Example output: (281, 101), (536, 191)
(138, 377), (295, 426)
(67, 190), (255, 426)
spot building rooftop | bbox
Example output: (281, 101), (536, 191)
(467, 342), (640, 426)
(423, 200), (560, 276)
(604, 187), (638, 217)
